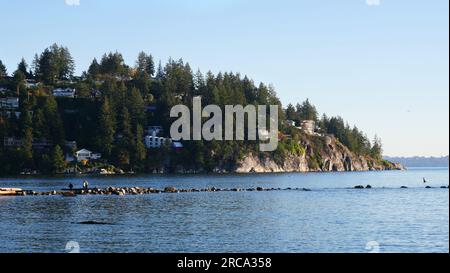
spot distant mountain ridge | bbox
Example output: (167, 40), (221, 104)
(384, 156), (449, 168)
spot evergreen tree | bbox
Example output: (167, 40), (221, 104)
(318, 114), (329, 133)
(296, 99), (318, 121)
(132, 124), (147, 166)
(34, 48), (56, 84)
(116, 107), (133, 167)
(155, 61), (164, 80)
(31, 54), (40, 79)
(20, 106), (34, 164)
(42, 96), (65, 145)
(127, 88), (146, 128)
(99, 52), (129, 77)
(371, 135), (383, 161)
(13, 70), (26, 94)
(32, 109), (46, 139)
(74, 82), (90, 98)
(96, 98), (115, 157)
(193, 69), (206, 96)
(51, 145), (66, 174)
(285, 103), (296, 121)
(163, 58), (194, 103)
(17, 58), (31, 78)
(0, 60), (7, 79)
(56, 45), (75, 79)
(88, 58), (101, 78)
(136, 51), (155, 76)
(131, 71), (152, 101)
(33, 44), (75, 84)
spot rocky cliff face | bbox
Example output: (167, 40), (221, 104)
(234, 136), (404, 173)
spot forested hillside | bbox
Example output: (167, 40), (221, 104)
(0, 44), (392, 175)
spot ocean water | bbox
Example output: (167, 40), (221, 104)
(0, 168), (448, 253)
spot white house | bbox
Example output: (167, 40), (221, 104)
(3, 137), (23, 147)
(300, 120), (316, 135)
(75, 149), (102, 162)
(286, 120), (296, 127)
(145, 133), (172, 149)
(25, 80), (40, 89)
(0, 97), (19, 109)
(53, 88), (76, 98)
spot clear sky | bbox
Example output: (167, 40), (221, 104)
(0, 0), (448, 157)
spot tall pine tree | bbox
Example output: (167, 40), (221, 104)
(96, 98), (115, 157)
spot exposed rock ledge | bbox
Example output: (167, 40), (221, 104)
(235, 136), (405, 173)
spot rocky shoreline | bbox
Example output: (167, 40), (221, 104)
(6, 184), (448, 197)
(233, 136), (406, 173)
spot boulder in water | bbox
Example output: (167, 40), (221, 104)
(77, 221), (113, 225)
(164, 187), (178, 193)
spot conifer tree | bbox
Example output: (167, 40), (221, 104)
(0, 60), (7, 79)
(97, 98), (115, 157)
(51, 145), (66, 174)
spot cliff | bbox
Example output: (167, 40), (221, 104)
(234, 135), (404, 173)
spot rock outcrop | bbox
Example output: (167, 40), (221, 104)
(235, 135), (404, 173)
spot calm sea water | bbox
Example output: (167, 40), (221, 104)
(0, 168), (448, 253)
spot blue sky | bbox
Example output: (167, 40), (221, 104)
(0, 0), (448, 156)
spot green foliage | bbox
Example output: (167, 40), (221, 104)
(33, 44), (75, 84)
(133, 125), (147, 165)
(96, 98), (115, 157)
(20, 107), (33, 163)
(284, 99), (318, 125)
(114, 107), (134, 168)
(13, 70), (26, 91)
(136, 52), (155, 76)
(308, 155), (321, 170)
(43, 96), (65, 145)
(0, 60), (7, 78)
(99, 52), (129, 77)
(32, 109), (45, 139)
(0, 46), (384, 175)
(273, 142), (287, 166)
(74, 81), (91, 98)
(88, 58), (101, 79)
(17, 58), (32, 79)
(296, 99), (318, 121)
(51, 145), (66, 174)
(370, 135), (383, 161)
(285, 103), (296, 121)
(319, 115), (377, 157)
(380, 159), (393, 169)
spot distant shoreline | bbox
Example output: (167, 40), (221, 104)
(384, 156), (449, 168)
